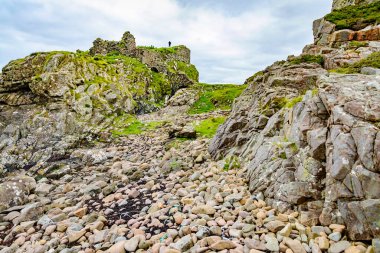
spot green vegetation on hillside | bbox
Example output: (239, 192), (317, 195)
(330, 51), (380, 74)
(194, 116), (226, 138)
(167, 61), (199, 82)
(288, 55), (325, 66)
(325, 1), (380, 30)
(188, 83), (247, 114)
(348, 41), (369, 49)
(137, 45), (186, 54)
(111, 114), (164, 136)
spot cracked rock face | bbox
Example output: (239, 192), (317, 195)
(210, 63), (380, 239)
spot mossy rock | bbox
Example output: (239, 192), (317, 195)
(325, 1), (380, 30)
(330, 51), (380, 74)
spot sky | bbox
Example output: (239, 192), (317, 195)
(0, 0), (331, 83)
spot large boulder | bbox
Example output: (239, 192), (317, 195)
(0, 176), (36, 211)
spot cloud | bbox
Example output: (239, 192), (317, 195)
(0, 0), (331, 83)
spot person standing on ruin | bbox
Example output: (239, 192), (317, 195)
(168, 41), (172, 47)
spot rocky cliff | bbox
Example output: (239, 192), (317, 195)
(210, 1), (380, 240)
(0, 32), (198, 175)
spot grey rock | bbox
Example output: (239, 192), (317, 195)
(170, 234), (193, 251)
(328, 241), (351, 253)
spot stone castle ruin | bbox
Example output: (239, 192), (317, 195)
(89, 31), (191, 73)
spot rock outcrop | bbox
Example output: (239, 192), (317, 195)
(0, 32), (198, 174)
(210, 1), (380, 240)
(89, 31), (137, 57)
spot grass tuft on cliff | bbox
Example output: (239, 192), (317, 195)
(325, 1), (380, 30)
(194, 116), (226, 138)
(188, 83), (247, 114)
(330, 51), (380, 74)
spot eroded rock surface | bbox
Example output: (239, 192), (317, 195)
(210, 57), (380, 241)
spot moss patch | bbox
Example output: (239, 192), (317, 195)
(284, 96), (304, 108)
(188, 83), (247, 114)
(111, 114), (164, 136)
(325, 1), (380, 30)
(194, 116), (226, 138)
(330, 51), (380, 74)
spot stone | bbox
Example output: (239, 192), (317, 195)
(344, 246), (366, 253)
(68, 229), (86, 243)
(339, 199), (380, 240)
(191, 205), (216, 215)
(328, 232), (342, 242)
(329, 224), (345, 233)
(283, 237), (307, 253)
(0, 176), (36, 211)
(37, 215), (54, 228)
(107, 241), (127, 253)
(265, 235), (279, 252)
(210, 240), (237, 250)
(307, 127), (327, 160)
(351, 126), (377, 172)
(173, 212), (184, 225)
(279, 224), (292, 237)
(35, 183), (55, 195)
(361, 67), (380, 76)
(170, 235), (193, 252)
(124, 236), (140, 252)
(265, 220), (285, 232)
(319, 237), (330, 250)
(73, 207), (87, 218)
(328, 241), (351, 253)
(229, 228), (242, 238)
(250, 250), (266, 253)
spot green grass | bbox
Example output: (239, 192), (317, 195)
(284, 96), (304, 108)
(325, 1), (380, 30)
(110, 114), (164, 136)
(348, 41), (369, 49)
(330, 51), (380, 74)
(137, 45), (185, 54)
(194, 116), (226, 138)
(288, 55), (324, 66)
(188, 83), (247, 114)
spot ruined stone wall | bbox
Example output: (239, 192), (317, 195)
(136, 46), (191, 72)
(89, 31), (136, 57)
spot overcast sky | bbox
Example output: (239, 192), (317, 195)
(0, 0), (331, 83)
